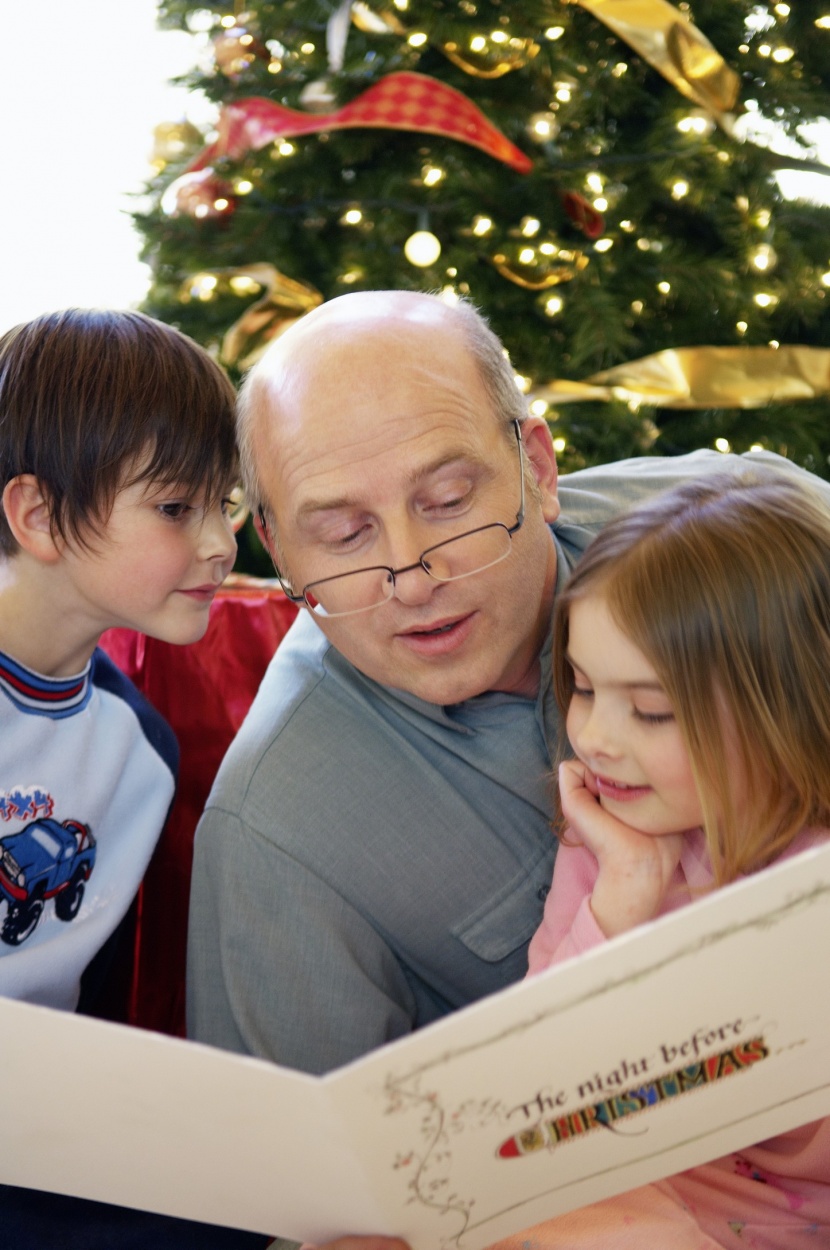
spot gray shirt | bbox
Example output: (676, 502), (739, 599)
(187, 450), (830, 1074)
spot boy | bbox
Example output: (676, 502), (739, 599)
(0, 309), (267, 1247)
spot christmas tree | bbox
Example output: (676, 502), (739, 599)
(135, 1), (830, 571)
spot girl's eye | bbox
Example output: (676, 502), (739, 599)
(571, 684), (593, 700)
(634, 709), (675, 725)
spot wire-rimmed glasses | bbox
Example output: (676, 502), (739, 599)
(260, 419), (526, 618)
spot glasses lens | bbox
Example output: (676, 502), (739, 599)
(422, 524), (512, 583)
(305, 567), (394, 617)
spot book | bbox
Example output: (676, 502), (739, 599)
(2, 839), (829, 1249)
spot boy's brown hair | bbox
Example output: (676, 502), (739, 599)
(0, 308), (237, 555)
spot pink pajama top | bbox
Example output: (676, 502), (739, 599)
(492, 828), (830, 1250)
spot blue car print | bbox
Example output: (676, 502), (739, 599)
(0, 818), (96, 946)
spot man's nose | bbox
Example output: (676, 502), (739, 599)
(389, 556), (438, 606)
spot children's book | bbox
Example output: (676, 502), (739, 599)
(3, 841), (829, 1249)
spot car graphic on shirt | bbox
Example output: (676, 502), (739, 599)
(0, 818), (96, 946)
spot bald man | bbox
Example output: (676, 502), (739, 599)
(186, 291), (827, 1075)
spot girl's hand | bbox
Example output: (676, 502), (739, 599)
(558, 759), (684, 937)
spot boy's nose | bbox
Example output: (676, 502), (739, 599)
(202, 506), (237, 564)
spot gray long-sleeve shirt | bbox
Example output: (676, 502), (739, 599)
(187, 450), (830, 1075)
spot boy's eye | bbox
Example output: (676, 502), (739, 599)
(158, 502), (192, 520)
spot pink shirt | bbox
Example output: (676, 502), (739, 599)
(493, 828), (830, 1250)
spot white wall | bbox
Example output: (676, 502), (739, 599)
(0, 0), (209, 333)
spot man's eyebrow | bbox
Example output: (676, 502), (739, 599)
(295, 451), (488, 520)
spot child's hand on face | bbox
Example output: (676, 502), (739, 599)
(559, 759), (684, 938)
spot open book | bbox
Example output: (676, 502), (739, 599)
(3, 840), (829, 1249)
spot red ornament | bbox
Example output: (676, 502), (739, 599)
(188, 71), (533, 174)
(161, 169), (236, 221)
(561, 190), (605, 239)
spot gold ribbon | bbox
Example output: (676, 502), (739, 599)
(531, 346), (830, 409)
(353, 2), (739, 121)
(216, 266), (322, 371)
(571, 1), (740, 127)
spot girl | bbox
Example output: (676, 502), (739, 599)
(512, 467), (830, 1248)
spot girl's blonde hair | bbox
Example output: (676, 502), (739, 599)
(552, 468), (830, 884)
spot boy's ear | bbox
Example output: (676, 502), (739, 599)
(2, 475), (63, 563)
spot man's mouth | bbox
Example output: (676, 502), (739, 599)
(397, 613), (475, 654)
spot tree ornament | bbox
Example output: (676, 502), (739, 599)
(151, 121), (204, 168)
(404, 229), (442, 267)
(490, 242), (588, 289)
(187, 73), (533, 175)
(202, 264), (325, 370)
(213, 26), (269, 77)
(573, 0), (740, 128)
(300, 0), (352, 113)
(561, 190), (605, 239)
(351, 2), (405, 36)
(299, 79), (338, 111)
(160, 169), (236, 220)
(531, 346), (830, 409)
(440, 33), (539, 78)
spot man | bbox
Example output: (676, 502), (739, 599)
(187, 289), (828, 1076)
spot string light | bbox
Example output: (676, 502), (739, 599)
(472, 215), (494, 236)
(553, 437), (567, 453)
(750, 243), (777, 272)
(754, 292), (779, 308)
(715, 438), (731, 453)
(543, 295), (564, 316)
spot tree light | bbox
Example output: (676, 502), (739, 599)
(404, 230), (441, 267)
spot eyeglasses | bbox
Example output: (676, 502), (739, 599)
(259, 419), (526, 618)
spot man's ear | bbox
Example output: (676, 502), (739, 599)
(2, 475), (62, 563)
(521, 416), (560, 524)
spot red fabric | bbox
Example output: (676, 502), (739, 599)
(190, 72), (534, 174)
(99, 579), (298, 1036)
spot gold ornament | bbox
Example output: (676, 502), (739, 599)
(441, 33), (540, 78)
(351, 2), (406, 35)
(200, 264), (326, 371)
(160, 169), (235, 220)
(572, 0), (740, 128)
(213, 26), (269, 77)
(151, 121), (204, 167)
(491, 242), (588, 289)
(531, 345), (830, 409)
